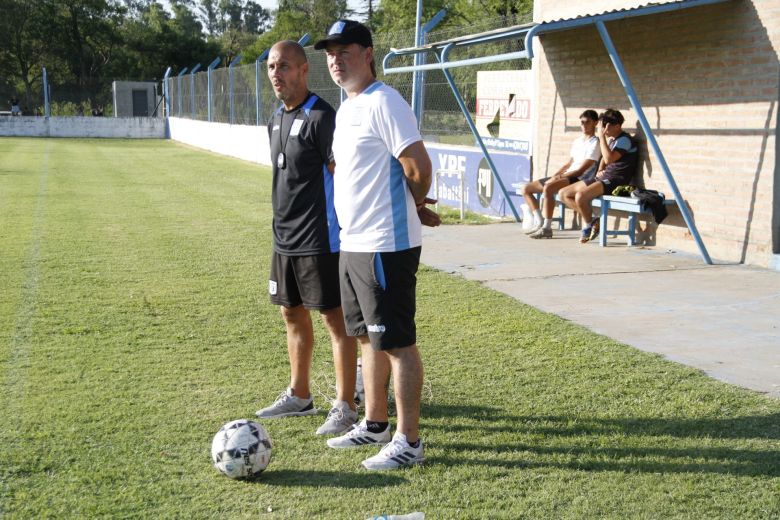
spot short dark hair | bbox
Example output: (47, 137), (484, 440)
(599, 108), (624, 125)
(580, 110), (598, 121)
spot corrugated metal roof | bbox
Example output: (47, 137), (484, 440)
(538, 0), (720, 24)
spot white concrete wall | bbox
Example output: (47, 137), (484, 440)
(167, 117), (271, 165)
(0, 116), (166, 138)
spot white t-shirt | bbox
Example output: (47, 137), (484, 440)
(566, 134), (601, 178)
(332, 82), (423, 252)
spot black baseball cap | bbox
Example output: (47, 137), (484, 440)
(314, 20), (373, 50)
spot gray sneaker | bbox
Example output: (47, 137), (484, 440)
(529, 226), (553, 239)
(255, 388), (317, 419)
(316, 400), (358, 435)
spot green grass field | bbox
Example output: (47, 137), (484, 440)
(1, 137), (779, 519)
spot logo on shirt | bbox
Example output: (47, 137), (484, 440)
(367, 324), (386, 333)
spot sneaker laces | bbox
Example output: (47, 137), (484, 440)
(378, 436), (408, 458)
(271, 389), (293, 406)
(325, 406), (346, 422)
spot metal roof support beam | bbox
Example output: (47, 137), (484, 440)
(595, 20), (712, 264)
(436, 45), (521, 222)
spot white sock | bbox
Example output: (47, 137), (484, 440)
(533, 209), (542, 225)
(542, 218), (552, 230)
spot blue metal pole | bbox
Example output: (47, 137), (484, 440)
(418, 9), (447, 128)
(162, 66), (172, 118)
(411, 0), (423, 122)
(438, 45), (520, 222)
(228, 54), (242, 124)
(255, 49), (270, 126)
(206, 57), (221, 123)
(189, 63), (201, 119)
(595, 20), (712, 264)
(42, 67), (50, 118)
(176, 67), (188, 117)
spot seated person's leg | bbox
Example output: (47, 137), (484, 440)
(529, 177), (570, 239)
(523, 179), (547, 233)
(574, 180), (605, 243)
(558, 181), (581, 210)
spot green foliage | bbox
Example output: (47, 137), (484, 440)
(243, 0), (350, 62)
(1, 138), (779, 518)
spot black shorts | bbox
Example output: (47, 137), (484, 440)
(339, 247), (421, 351)
(269, 251), (341, 309)
(583, 175), (630, 195)
(539, 175), (579, 187)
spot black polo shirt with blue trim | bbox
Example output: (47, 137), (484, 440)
(267, 92), (339, 255)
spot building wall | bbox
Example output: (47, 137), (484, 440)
(0, 116), (166, 138)
(112, 81), (159, 117)
(532, 0), (779, 267)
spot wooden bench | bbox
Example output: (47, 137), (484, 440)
(591, 194), (675, 246)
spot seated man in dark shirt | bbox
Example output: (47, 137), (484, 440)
(558, 108), (638, 243)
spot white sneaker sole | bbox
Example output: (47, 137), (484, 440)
(255, 408), (318, 419)
(327, 433), (391, 449)
(362, 455), (425, 470)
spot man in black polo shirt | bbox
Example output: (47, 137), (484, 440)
(255, 40), (359, 436)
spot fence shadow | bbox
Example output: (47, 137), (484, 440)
(422, 404), (780, 477)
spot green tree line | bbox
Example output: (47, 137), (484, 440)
(0, 0), (530, 114)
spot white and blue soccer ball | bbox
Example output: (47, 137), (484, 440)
(211, 419), (272, 479)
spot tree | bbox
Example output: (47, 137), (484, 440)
(244, 0), (349, 62)
(0, 0), (52, 109)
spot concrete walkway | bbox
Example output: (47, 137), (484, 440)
(421, 224), (780, 399)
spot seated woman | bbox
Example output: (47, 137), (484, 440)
(558, 108), (638, 243)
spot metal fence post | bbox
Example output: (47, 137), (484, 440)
(255, 50), (269, 126)
(162, 66), (172, 118)
(206, 57), (221, 123)
(42, 67), (50, 117)
(189, 63), (201, 119)
(228, 55), (242, 124)
(176, 67), (188, 117)
(418, 10), (447, 124)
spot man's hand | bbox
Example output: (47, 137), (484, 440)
(416, 197), (441, 227)
(596, 120), (605, 138)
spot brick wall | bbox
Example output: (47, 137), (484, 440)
(532, 0), (779, 266)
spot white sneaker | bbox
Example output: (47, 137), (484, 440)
(327, 419), (391, 449)
(524, 220), (543, 235)
(362, 432), (425, 470)
(316, 400), (358, 435)
(255, 388), (317, 419)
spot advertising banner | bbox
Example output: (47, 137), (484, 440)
(425, 142), (530, 218)
(475, 70), (533, 155)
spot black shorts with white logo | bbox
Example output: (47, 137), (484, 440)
(269, 251), (341, 309)
(339, 247), (421, 351)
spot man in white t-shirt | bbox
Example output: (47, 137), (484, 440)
(314, 20), (440, 470)
(522, 110), (601, 239)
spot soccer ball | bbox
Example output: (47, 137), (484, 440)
(211, 419), (272, 479)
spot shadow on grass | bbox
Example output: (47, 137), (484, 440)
(247, 469), (406, 488)
(422, 404), (780, 477)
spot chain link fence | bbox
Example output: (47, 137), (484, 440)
(167, 13), (532, 140)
